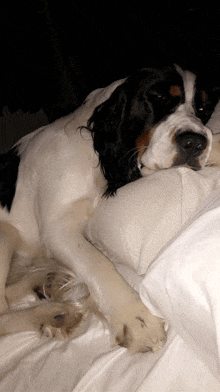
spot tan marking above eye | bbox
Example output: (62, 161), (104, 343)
(136, 129), (154, 157)
(170, 85), (181, 97)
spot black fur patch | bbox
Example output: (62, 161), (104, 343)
(0, 147), (20, 211)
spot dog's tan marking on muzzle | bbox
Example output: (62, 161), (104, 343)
(136, 129), (153, 157)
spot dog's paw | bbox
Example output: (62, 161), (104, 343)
(32, 302), (84, 339)
(109, 300), (166, 354)
(33, 270), (89, 306)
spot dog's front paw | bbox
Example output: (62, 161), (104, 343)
(109, 300), (166, 354)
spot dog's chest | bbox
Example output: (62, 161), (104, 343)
(6, 127), (105, 244)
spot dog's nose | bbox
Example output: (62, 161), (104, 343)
(175, 131), (207, 156)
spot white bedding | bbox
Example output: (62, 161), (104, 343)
(1, 167), (220, 391)
(1, 103), (220, 391)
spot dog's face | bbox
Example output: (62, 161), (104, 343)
(139, 66), (216, 174)
(88, 65), (220, 195)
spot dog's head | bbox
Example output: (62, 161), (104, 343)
(88, 65), (220, 196)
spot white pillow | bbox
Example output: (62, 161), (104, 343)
(87, 166), (220, 378)
(87, 167), (220, 275)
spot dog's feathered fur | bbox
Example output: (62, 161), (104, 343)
(0, 65), (219, 353)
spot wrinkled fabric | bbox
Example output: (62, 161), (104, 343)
(2, 168), (220, 390)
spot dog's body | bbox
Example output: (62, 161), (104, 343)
(0, 65), (220, 353)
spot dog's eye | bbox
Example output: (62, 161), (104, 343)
(156, 94), (166, 100)
(195, 101), (213, 124)
(149, 92), (166, 100)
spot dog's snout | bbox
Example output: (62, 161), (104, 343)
(175, 131), (207, 156)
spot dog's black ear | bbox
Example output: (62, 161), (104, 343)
(87, 79), (149, 196)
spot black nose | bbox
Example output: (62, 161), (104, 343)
(175, 131), (207, 156)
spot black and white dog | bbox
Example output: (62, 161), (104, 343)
(0, 65), (219, 353)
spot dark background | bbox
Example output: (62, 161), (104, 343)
(2, 0), (220, 123)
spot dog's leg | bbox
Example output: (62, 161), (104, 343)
(43, 200), (166, 353)
(51, 233), (166, 353)
(77, 237), (166, 353)
(0, 222), (20, 313)
(0, 302), (84, 338)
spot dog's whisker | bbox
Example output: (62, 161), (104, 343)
(120, 145), (147, 164)
(120, 147), (138, 163)
(58, 278), (85, 291)
(42, 283), (50, 300)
